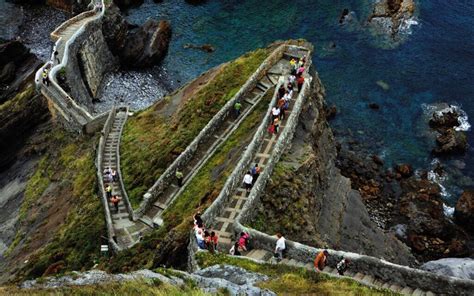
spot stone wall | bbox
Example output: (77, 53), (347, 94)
(133, 44), (290, 219)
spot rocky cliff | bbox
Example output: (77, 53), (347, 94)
(252, 73), (416, 266)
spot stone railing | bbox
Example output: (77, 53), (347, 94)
(132, 43), (291, 219)
(229, 78), (474, 295)
(34, 0), (108, 134)
(95, 106), (121, 252)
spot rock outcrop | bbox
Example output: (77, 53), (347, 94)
(253, 76), (416, 266)
(120, 20), (171, 68)
(421, 258), (474, 280)
(455, 191), (474, 233)
(367, 0), (417, 47)
(113, 0), (144, 10)
(336, 147), (472, 261)
(102, 3), (172, 69)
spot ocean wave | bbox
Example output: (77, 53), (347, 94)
(399, 17), (419, 35)
(427, 159), (455, 217)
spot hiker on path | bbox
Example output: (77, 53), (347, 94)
(176, 170), (184, 187)
(230, 241), (241, 256)
(105, 184), (112, 199)
(238, 232), (250, 252)
(288, 74), (296, 88)
(42, 68), (50, 86)
(110, 195), (121, 213)
(209, 231), (219, 252)
(278, 84), (286, 99)
(111, 169), (118, 182)
(234, 101), (242, 118)
(336, 257), (350, 275)
(273, 117), (280, 134)
(314, 250), (329, 272)
(196, 229), (205, 249)
(243, 171), (253, 192)
(104, 167), (111, 176)
(251, 163), (261, 185)
(297, 75), (305, 92)
(274, 233), (286, 261)
(194, 212), (203, 226)
(271, 106), (280, 122)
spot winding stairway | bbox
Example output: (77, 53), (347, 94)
(243, 249), (435, 296)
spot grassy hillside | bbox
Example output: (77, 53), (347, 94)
(197, 253), (399, 296)
(121, 48), (270, 208)
(106, 90), (273, 272)
(7, 128), (105, 281)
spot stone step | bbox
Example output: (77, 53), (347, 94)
(138, 216), (154, 228)
(361, 275), (375, 285)
(246, 249), (271, 261)
(153, 201), (166, 209)
(388, 283), (403, 293)
(411, 288), (424, 296)
(353, 273), (364, 280)
(400, 287), (415, 295)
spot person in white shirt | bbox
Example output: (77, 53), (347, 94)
(243, 171), (253, 192)
(272, 107), (280, 122)
(275, 233), (286, 261)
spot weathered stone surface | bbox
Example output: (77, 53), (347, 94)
(433, 129), (468, 156)
(120, 19), (172, 68)
(102, 3), (128, 57)
(421, 258), (474, 280)
(46, 0), (90, 14)
(78, 29), (117, 98)
(430, 108), (461, 131)
(455, 190), (474, 233)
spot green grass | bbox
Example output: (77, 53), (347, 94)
(197, 252), (399, 296)
(121, 48), (270, 208)
(0, 84), (35, 113)
(12, 129), (106, 280)
(106, 89), (273, 273)
(0, 279), (212, 296)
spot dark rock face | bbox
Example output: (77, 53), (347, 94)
(455, 191), (474, 233)
(102, 3), (171, 69)
(336, 146), (472, 262)
(433, 129), (467, 156)
(429, 109), (460, 131)
(120, 20), (171, 68)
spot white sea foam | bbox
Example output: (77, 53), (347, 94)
(427, 159), (455, 217)
(399, 17), (419, 35)
(422, 103), (471, 132)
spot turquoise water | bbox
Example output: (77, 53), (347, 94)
(126, 0), (474, 205)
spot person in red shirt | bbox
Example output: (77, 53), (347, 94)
(209, 231), (219, 252)
(238, 232), (249, 252)
(297, 75), (305, 92)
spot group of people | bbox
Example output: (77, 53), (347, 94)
(242, 163), (262, 193)
(273, 234), (350, 275)
(193, 212), (219, 252)
(268, 56), (306, 135)
(103, 167), (121, 213)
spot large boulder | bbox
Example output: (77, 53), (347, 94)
(120, 19), (171, 68)
(429, 108), (461, 131)
(102, 3), (128, 56)
(421, 258), (474, 280)
(454, 191), (474, 233)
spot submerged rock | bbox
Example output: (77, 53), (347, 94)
(421, 258), (474, 280)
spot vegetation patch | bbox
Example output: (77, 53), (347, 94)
(196, 252), (399, 296)
(106, 90), (272, 272)
(10, 129), (106, 281)
(121, 48), (270, 208)
(0, 279), (210, 296)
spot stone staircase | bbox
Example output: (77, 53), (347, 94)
(138, 71), (282, 229)
(100, 110), (151, 249)
(243, 249), (434, 296)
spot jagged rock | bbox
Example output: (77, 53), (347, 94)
(0, 40), (30, 68)
(421, 258), (474, 280)
(183, 43), (215, 53)
(121, 19), (171, 68)
(429, 108), (460, 131)
(433, 129), (467, 156)
(102, 3), (129, 57)
(395, 164), (413, 178)
(193, 265), (275, 296)
(454, 190), (474, 233)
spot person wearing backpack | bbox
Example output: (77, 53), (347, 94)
(251, 164), (261, 185)
(336, 258), (350, 275)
